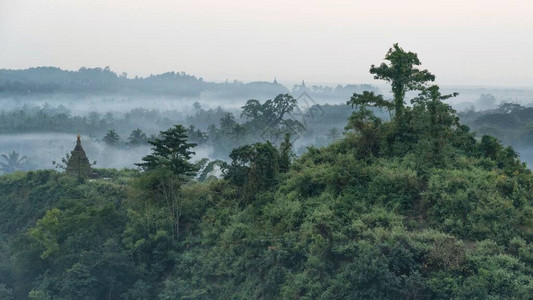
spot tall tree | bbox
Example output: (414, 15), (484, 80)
(128, 129), (148, 146)
(219, 113), (238, 134)
(344, 106), (382, 156)
(371, 43), (435, 119)
(241, 94), (304, 142)
(412, 85), (459, 167)
(136, 125), (197, 176)
(103, 129), (121, 147)
(349, 44), (435, 121)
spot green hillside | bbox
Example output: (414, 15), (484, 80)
(0, 45), (532, 299)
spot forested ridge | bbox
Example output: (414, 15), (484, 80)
(0, 67), (286, 98)
(0, 45), (532, 299)
(0, 66), (375, 101)
(460, 103), (533, 147)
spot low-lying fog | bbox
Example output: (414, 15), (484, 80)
(2, 85), (533, 174)
(3, 126), (533, 174)
(1, 96), (227, 116)
(3, 86), (533, 115)
(0, 133), (214, 172)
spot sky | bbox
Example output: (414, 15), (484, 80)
(1, 0), (532, 87)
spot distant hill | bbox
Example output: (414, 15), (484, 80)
(0, 67), (378, 100)
(0, 67), (288, 99)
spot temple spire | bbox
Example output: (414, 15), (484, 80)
(66, 134), (92, 179)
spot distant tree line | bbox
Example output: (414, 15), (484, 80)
(0, 105), (180, 137)
(0, 67), (286, 97)
(0, 67), (377, 100)
(461, 102), (533, 147)
(0, 99), (382, 167)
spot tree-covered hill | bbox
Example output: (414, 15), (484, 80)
(461, 103), (533, 148)
(0, 45), (532, 299)
(0, 67), (376, 101)
(0, 67), (291, 98)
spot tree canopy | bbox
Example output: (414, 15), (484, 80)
(135, 125), (197, 176)
(349, 43), (435, 121)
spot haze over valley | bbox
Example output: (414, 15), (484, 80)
(1, 66), (533, 171)
(1, 1), (533, 299)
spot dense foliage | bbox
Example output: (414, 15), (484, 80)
(1, 45), (532, 299)
(135, 125), (197, 176)
(461, 102), (533, 147)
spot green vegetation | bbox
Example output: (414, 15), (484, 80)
(135, 125), (197, 176)
(461, 103), (533, 148)
(0, 45), (532, 299)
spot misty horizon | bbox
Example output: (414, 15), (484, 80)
(2, 1), (533, 87)
(2, 2), (533, 299)
(4, 65), (533, 92)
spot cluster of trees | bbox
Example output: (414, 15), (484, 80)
(178, 99), (373, 157)
(66, 94), (357, 158)
(80, 94), (307, 155)
(461, 102), (533, 147)
(101, 129), (151, 148)
(0, 45), (531, 299)
(0, 106), (181, 137)
(0, 99), (364, 165)
(0, 100), (358, 173)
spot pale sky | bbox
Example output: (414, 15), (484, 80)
(1, 0), (532, 87)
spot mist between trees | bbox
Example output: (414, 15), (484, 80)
(0, 96), (389, 173)
(2, 64), (533, 175)
(1, 44), (532, 299)
(2, 97), (533, 174)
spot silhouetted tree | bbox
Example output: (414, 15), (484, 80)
(350, 44), (435, 121)
(136, 125), (197, 176)
(241, 94), (304, 142)
(103, 130), (121, 147)
(0, 151), (28, 173)
(128, 129), (148, 146)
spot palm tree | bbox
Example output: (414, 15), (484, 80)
(103, 129), (122, 147)
(0, 151), (28, 173)
(220, 113), (237, 133)
(128, 128), (147, 146)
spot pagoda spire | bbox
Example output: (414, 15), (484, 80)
(66, 134), (92, 179)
